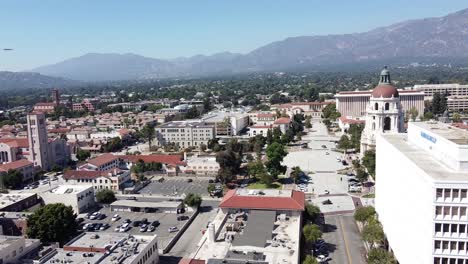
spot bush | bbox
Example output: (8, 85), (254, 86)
(367, 248), (397, 264)
(354, 206), (376, 223)
(95, 189), (116, 204)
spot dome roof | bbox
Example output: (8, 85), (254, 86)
(371, 84), (399, 98)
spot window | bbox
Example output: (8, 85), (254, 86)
(453, 189), (460, 199)
(435, 223), (442, 232)
(385, 103), (389, 110)
(462, 189), (467, 199)
(374, 103), (378, 110)
(435, 240), (441, 249)
(436, 188), (443, 198)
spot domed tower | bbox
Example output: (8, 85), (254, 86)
(360, 66), (404, 155)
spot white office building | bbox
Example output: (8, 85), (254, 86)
(377, 121), (468, 264)
(155, 121), (215, 148)
(40, 185), (95, 214)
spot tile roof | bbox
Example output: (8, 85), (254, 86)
(274, 117), (291, 125)
(257, 113), (275, 118)
(219, 189), (305, 211)
(63, 169), (124, 180)
(339, 116), (365, 125)
(0, 159), (33, 172)
(119, 154), (186, 165)
(87, 153), (119, 167)
(0, 138), (29, 148)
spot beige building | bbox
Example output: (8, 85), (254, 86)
(335, 89), (425, 119)
(155, 121), (215, 148)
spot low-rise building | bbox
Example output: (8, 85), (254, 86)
(63, 169), (131, 191)
(40, 185), (95, 214)
(0, 159), (34, 183)
(79, 153), (121, 171)
(273, 102), (332, 118)
(0, 235), (41, 264)
(38, 233), (159, 264)
(194, 189), (305, 264)
(201, 112), (249, 136)
(155, 121), (215, 149)
(0, 193), (39, 212)
(182, 155), (220, 176)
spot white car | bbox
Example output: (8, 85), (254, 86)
(316, 255), (331, 263)
(119, 223), (130, 232)
(325, 152), (329, 155)
(168, 226), (179, 233)
(89, 212), (101, 220)
(349, 186), (362, 192)
(111, 214), (121, 222)
(82, 223), (92, 230)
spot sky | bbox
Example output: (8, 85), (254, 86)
(0, 0), (467, 71)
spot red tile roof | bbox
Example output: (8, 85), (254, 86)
(274, 117), (291, 125)
(219, 190), (305, 211)
(87, 153), (119, 167)
(63, 169), (124, 180)
(119, 154), (186, 165)
(0, 138), (29, 148)
(0, 159), (33, 172)
(250, 125), (272, 129)
(48, 128), (71, 134)
(257, 113), (275, 118)
(339, 116), (365, 125)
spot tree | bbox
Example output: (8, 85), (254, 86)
(356, 168), (368, 183)
(290, 166), (303, 183)
(337, 135), (351, 150)
(303, 224), (322, 243)
(259, 172), (274, 186)
(305, 117), (312, 128)
(216, 150), (242, 183)
(200, 143), (207, 152)
(362, 150), (376, 176)
(27, 204), (77, 245)
(367, 248), (397, 264)
(95, 189), (116, 204)
(322, 104), (341, 120)
(408, 106), (419, 121)
(266, 129), (273, 145)
(303, 255), (319, 264)
(266, 142), (288, 177)
(185, 106), (200, 119)
(305, 203), (321, 223)
(104, 137), (123, 152)
(184, 193), (202, 207)
(207, 183), (216, 194)
(424, 111), (434, 120)
(247, 161), (266, 179)
(354, 206), (376, 223)
(362, 222), (384, 249)
(2, 170), (23, 189)
(76, 149), (91, 162)
(140, 124), (155, 150)
(453, 112), (462, 123)
(432, 92), (448, 115)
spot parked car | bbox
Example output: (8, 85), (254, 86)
(114, 225), (121, 232)
(208, 179), (214, 183)
(349, 186), (362, 192)
(93, 223), (103, 231)
(187, 178), (193, 183)
(177, 215), (188, 221)
(141, 218), (148, 224)
(322, 199), (333, 205)
(151, 221), (160, 227)
(168, 226), (179, 233)
(82, 223), (92, 230)
(111, 214), (121, 222)
(89, 212), (101, 220)
(123, 219), (131, 224)
(100, 223), (110, 231)
(325, 152), (329, 155)
(139, 224), (148, 232)
(316, 255), (331, 263)
(119, 223), (130, 232)
(132, 221), (142, 227)
(147, 225), (156, 232)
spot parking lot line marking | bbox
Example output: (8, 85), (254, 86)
(339, 216), (353, 264)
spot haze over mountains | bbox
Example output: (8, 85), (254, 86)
(11, 7), (468, 83)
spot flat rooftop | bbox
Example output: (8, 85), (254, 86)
(0, 236), (23, 250)
(157, 121), (213, 128)
(47, 185), (92, 194)
(235, 189), (292, 197)
(0, 193), (36, 209)
(411, 122), (468, 145)
(110, 200), (182, 209)
(383, 134), (468, 182)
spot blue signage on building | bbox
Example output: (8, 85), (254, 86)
(421, 131), (437, 144)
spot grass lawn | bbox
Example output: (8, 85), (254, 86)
(247, 182), (282, 189)
(362, 193), (375, 198)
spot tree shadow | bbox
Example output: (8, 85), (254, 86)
(159, 256), (182, 264)
(321, 223), (337, 233)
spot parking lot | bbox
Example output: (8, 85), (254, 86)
(78, 207), (194, 251)
(139, 177), (215, 197)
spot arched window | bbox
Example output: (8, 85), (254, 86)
(374, 103), (378, 110)
(384, 117), (391, 131)
(385, 103), (390, 110)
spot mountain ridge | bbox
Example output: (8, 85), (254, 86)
(29, 7), (468, 81)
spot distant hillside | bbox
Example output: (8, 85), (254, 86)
(32, 7), (468, 81)
(0, 71), (80, 90)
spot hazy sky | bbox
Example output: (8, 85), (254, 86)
(1, 0), (467, 71)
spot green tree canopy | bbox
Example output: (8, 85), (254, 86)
(95, 189), (116, 204)
(184, 193), (202, 207)
(367, 248), (397, 264)
(266, 142), (288, 177)
(303, 224), (322, 243)
(362, 222), (385, 249)
(2, 169), (23, 189)
(303, 255), (319, 264)
(362, 150), (376, 176)
(354, 206), (376, 223)
(140, 123), (155, 150)
(27, 204), (78, 245)
(305, 203), (321, 223)
(76, 149), (91, 162)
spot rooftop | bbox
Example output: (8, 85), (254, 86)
(87, 153), (120, 167)
(413, 122), (468, 145)
(40, 233), (158, 264)
(157, 121), (214, 129)
(219, 189), (304, 211)
(119, 154), (185, 165)
(0, 193), (36, 210)
(0, 159), (33, 172)
(382, 134), (468, 182)
(47, 185), (93, 195)
(110, 200), (182, 209)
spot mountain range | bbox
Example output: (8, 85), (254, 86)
(10, 7), (468, 83)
